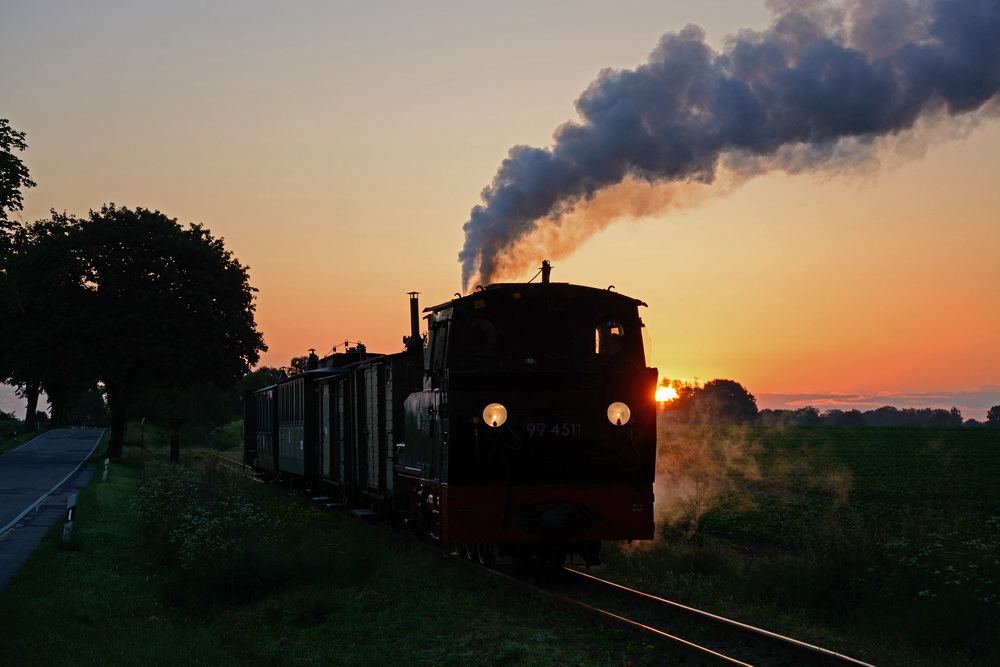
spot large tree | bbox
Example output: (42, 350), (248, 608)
(86, 205), (266, 457)
(0, 118), (35, 232)
(6, 205), (266, 457)
(663, 378), (759, 425)
(693, 379), (759, 425)
(1, 216), (88, 429)
(0, 119), (38, 423)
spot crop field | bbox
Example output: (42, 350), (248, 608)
(750, 426), (1000, 503)
(597, 422), (1000, 666)
(691, 425), (1000, 546)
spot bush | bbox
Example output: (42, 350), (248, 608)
(0, 419), (19, 441)
(133, 461), (335, 608)
(206, 419), (243, 451)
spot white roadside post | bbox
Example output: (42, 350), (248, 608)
(102, 457), (110, 482)
(62, 493), (78, 543)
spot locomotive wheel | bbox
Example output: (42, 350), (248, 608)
(475, 542), (496, 567)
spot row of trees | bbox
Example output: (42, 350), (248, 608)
(660, 378), (1000, 428)
(758, 406), (971, 428)
(0, 119), (268, 457)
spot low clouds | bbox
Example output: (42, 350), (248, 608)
(756, 385), (1000, 420)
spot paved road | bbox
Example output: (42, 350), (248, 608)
(0, 428), (104, 591)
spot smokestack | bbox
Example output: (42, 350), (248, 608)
(458, 0), (1000, 291)
(407, 291), (421, 351)
(541, 260), (551, 284)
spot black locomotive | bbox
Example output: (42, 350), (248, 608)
(244, 262), (658, 565)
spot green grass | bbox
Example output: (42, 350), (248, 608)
(0, 424), (51, 455)
(0, 445), (655, 666)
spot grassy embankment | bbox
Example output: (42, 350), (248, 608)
(593, 423), (1000, 666)
(0, 427), (652, 666)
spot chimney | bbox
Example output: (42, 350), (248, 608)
(541, 260), (552, 284)
(407, 292), (421, 350)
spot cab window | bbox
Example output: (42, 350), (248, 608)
(595, 318), (625, 356)
(460, 317), (497, 357)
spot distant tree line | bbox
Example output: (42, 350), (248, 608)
(661, 379), (1000, 428)
(758, 405), (970, 428)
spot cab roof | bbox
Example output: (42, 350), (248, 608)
(425, 281), (647, 314)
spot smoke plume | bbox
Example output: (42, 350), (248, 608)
(459, 0), (1000, 291)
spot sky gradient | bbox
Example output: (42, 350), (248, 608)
(2, 1), (998, 419)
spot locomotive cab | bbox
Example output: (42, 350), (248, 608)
(401, 278), (657, 563)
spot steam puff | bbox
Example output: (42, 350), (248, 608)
(458, 0), (1000, 291)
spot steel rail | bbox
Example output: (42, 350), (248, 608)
(445, 554), (750, 666)
(559, 567), (875, 667)
(209, 452), (263, 481)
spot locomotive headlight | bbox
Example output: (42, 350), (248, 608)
(483, 403), (508, 428)
(607, 402), (631, 426)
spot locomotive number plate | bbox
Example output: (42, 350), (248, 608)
(525, 422), (582, 437)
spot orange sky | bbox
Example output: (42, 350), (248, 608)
(1, 1), (998, 419)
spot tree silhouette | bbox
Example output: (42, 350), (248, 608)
(662, 378), (758, 425)
(0, 119), (39, 423)
(4, 206), (266, 457)
(238, 367), (282, 392)
(694, 379), (758, 425)
(0, 119), (35, 232)
(1, 215), (92, 428)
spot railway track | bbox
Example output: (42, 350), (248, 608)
(210, 451), (283, 485)
(210, 454), (873, 665)
(210, 452), (253, 478)
(450, 555), (874, 666)
(557, 567), (874, 666)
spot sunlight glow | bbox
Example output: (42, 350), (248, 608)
(656, 386), (678, 403)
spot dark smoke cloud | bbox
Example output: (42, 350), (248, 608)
(459, 0), (1000, 291)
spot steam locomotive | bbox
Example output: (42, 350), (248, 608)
(244, 262), (658, 565)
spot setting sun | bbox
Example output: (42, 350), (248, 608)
(655, 386), (678, 403)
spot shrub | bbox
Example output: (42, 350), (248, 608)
(206, 419), (243, 450)
(0, 419), (19, 441)
(133, 461), (329, 608)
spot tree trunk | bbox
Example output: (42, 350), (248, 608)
(23, 382), (40, 431)
(105, 382), (128, 459)
(48, 389), (65, 427)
